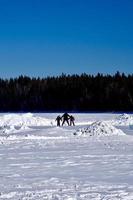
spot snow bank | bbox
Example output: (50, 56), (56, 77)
(112, 113), (133, 126)
(0, 113), (53, 127)
(0, 125), (18, 134)
(74, 121), (125, 136)
(0, 124), (31, 135)
(0, 113), (54, 137)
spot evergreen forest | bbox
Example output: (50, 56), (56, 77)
(0, 72), (133, 112)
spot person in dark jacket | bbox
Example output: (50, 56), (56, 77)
(55, 115), (62, 126)
(62, 112), (70, 126)
(70, 115), (75, 126)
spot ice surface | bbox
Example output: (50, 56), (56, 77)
(0, 113), (133, 200)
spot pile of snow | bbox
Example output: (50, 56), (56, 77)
(74, 121), (125, 136)
(0, 125), (18, 134)
(0, 124), (31, 135)
(0, 113), (53, 127)
(112, 113), (133, 126)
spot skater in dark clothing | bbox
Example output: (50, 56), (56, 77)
(70, 115), (75, 126)
(55, 115), (62, 126)
(62, 112), (70, 126)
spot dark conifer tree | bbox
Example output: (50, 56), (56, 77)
(0, 72), (132, 111)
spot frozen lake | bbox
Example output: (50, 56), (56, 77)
(0, 113), (133, 199)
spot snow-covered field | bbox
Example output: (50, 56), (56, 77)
(1, 113), (133, 199)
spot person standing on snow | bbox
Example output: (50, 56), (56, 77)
(69, 115), (75, 126)
(61, 112), (70, 126)
(55, 115), (62, 126)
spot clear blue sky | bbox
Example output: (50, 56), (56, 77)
(0, 0), (133, 78)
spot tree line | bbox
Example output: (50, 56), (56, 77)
(0, 72), (133, 112)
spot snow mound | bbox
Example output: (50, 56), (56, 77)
(0, 124), (31, 135)
(118, 113), (131, 120)
(0, 113), (53, 127)
(74, 121), (125, 136)
(0, 125), (17, 134)
(112, 113), (133, 126)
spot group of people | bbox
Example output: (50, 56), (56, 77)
(56, 113), (75, 126)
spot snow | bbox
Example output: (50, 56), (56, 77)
(111, 113), (133, 126)
(74, 121), (125, 136)
(0, 113), (133, 199)
(0, 113), (53, 127)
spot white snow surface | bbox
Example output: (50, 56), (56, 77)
(0, 113), (133, 200)
(74, 121), (125, 136)
(0, 113), (53, 127)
